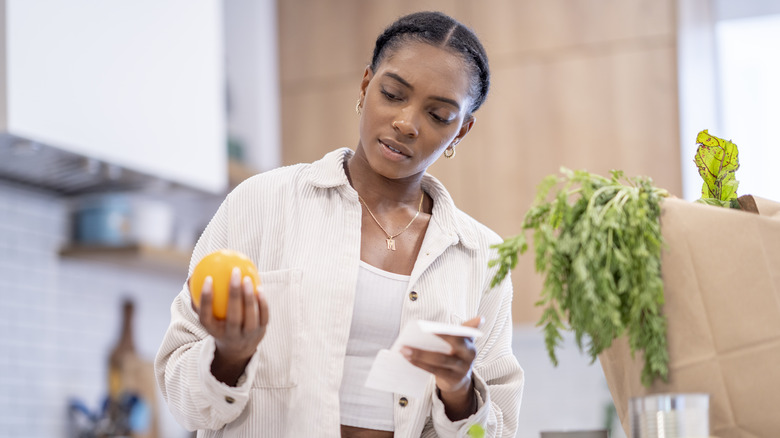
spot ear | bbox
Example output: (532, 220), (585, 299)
(451, 115), (475, 147)
(359, 65), (374, 101)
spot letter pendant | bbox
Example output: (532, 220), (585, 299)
(386, 238), (396, 251)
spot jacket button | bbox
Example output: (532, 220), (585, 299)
(225, 396), (235, 404)
(409, 291), (418, 301)
(398, 397), (408, 407)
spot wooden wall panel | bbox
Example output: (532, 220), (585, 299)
(278, 0), (681, 324)
(278, 1), (365, 86)
(469, 0), (675, 56)
(280, 80), (359, 166)
(278, 0), (472, 87)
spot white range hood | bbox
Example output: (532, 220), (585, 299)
(0, 133), (172, 194)
(0, 0), (227, 195)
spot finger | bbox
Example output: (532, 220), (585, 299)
(435, 315), (483, 356)
(400, 348), (466, 385)
(436, 334), (476, 359)
(257, 285), (269, 329)
(224, 267), (243, 333)
(463, 316), (483, 329)
(405, 359), (459, 380)
(431, 315), (483, 348)
(433, 316), (481, 346)
(188, 278), (198, 314)
(199, 276), (217, 328)
(241, 276), (259, 332)
(401, 347), (469, 372)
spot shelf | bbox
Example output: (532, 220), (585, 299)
(59, 244), (191, 275)
(49, 162), (255, 277)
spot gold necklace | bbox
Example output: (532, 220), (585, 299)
(358, 192), (425, 251)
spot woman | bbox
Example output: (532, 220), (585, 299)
(155, 11), (523, 437)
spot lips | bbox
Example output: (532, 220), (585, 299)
(379, 139), (410, 158)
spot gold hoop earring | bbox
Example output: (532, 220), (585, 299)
(355, 98), (361, 115)
(444, 146), (456, 159)
(392, 121), (398, 129)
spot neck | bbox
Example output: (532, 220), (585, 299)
(346, 146), (425, 207)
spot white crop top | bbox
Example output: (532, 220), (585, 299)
(339, 261), (409, 431)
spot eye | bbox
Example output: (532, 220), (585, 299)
(431, 112), (455, 125)
(430, 113), (447, 123)
(381, 88), (401, 101)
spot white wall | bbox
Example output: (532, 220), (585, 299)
(678, 0), (780, 202)
(676, 0), (721, 201)
(715, 14), (780, 203)
(223, 0), (281, 172)
(0, 180), (198, 437)
(513, 326), (626, 438)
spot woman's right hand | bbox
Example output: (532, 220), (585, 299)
(192, 267), (269, 386)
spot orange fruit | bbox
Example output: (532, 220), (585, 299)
(190, 249), (261, 319)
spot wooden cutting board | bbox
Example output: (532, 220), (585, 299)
(108, 299), (159, 438)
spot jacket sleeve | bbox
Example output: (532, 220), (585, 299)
(427, 272), (525, 437)
(153, 196), (263, 431)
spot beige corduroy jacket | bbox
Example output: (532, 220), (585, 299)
(155, 148), (524, 437)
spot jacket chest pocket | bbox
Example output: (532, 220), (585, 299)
(252, 268), (303, 388)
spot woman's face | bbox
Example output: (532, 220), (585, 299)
(357, 40), (475, 180)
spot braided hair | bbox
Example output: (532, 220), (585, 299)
(370, 11), (491, 115)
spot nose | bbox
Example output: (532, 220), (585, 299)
(392, 115), (418, 138)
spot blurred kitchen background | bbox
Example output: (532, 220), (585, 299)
(1, 0), (778, 437)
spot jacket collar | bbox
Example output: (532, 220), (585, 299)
(305, 148), (479, 250)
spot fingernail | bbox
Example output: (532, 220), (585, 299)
(400, 347), (412, 359)
(203, 276), (213, 292)
(243, 276), (253, 292)
(230, 267), (241, 288)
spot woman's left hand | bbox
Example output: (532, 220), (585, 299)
(401, 316), (483, 420)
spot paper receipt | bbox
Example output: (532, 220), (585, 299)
(364, 320), (483, 399)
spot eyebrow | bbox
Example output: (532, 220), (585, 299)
(383, 72), (461, 111)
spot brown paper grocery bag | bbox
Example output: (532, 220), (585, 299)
(599, 196), (780, 438)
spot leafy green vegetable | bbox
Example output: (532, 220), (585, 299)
(695, 129), (740, 208)
(490, 168), (670, 386)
